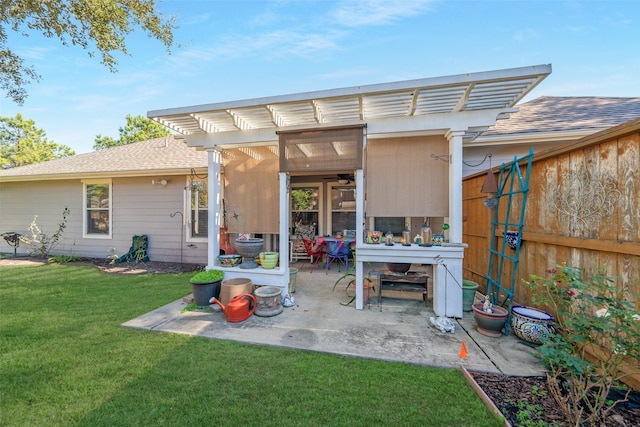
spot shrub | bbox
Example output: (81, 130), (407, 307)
(525, 265), (640, 426)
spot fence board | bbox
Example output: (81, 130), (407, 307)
(463, 119), (640, 387)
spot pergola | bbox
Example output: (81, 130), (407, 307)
(148, 64), (551, 316)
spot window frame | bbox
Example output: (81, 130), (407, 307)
(186, 178), (208, 243)
(82, 179), (112, 239)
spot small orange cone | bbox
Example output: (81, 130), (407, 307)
(459, 341), (468, 359)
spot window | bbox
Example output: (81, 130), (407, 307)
(83, 180), (112, 238)
(187, 179), (208, 240)
(291, 185), (322, 236)
(327, 183), (356, 235)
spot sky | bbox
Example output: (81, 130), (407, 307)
(1, 0), (639, 154)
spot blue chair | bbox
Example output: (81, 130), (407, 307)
(325, 239), (350, 274)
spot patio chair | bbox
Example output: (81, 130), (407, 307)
(325, 239), (350, 274)
(301, 238), (324, 272)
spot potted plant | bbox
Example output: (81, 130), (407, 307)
(189, 269), (224, 306)
(333, 268), (374, 306)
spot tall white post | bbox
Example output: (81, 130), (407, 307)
(207, 148), (222, 269)
(445, 130), (465, 244)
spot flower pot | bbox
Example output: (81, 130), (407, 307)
(233, 238), (264, 269)
(462, 280), (479, 312)
(220, 278), (253, 306)
(472, 303), (508, 337)
(510, 306), (555, 345)
(190, 280), (222, 306)
(254, 286), (283, 317)
(259, 251), (279, 269)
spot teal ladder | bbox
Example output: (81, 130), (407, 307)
(485, 148), (533, 335)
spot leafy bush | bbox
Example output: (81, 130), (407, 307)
(19, 207), (69, 257)
(525, 265), (640, 426)
(189, 269), (224, 283)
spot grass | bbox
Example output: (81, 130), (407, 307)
(1, 262), (502, 426)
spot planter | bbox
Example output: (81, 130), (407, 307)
(462, 280), (479, 312)
(233, 238), (264, 269)
(189, 269), (224, 306)
(289, 268), (298, 293)
(259, 251), (279, 269)
(472, 303), (508, 337)
(190, 280), (222, 306)
(254, 285), (283, 317)
(220, 278), (253, 306)
(510, 305), (555, 345)
(386, 262), (411, 274)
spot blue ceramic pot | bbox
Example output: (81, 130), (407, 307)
(510, 306), (555, 345)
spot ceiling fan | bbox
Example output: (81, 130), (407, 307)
(337, 173), (354, 184)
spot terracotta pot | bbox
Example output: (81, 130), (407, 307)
(472, 303), (508, 337)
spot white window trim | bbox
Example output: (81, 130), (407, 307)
(82, 179), (112, 239)
(186, 178), (208, 243)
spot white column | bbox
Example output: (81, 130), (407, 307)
(279, 172), (290, 279)
(354, 169), (365, 309)
(445, 130), (465, 244)
(207, 149), (222, 269)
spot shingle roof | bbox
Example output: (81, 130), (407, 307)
(482, 96), (640, 137)
(0, 136), (209, 181)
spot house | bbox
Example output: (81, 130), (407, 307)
(463, 96), (640, 176)
(0, 136), (210, 264)
(147, 64), (553, 317)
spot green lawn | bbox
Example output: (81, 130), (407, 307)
(1, 262), (502, 426)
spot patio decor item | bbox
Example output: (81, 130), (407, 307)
(510, 305), (555, 345)
(115, 234), (149, 263)
(218, 254), (242, 267)
(431, 234), (444, 246)
(365, 230), (383, 244)
(254, 285), (283, 317)
(505, 231), (520, 250)
(233, 237), (264, 269)
(210, 293), (256, 322)
(386, 262), (411, 274)
(189, 269), (224, 306)
(220, 278), (253, 306)
(259, 251), (279, 269)
(289, 267), (298, 293)
(462, 280), (479, 312)
(472, 301), (508, 337)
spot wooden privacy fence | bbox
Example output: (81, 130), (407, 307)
(462, 118), (640, 387)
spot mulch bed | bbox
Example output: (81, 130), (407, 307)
(470, 371), (640, 426)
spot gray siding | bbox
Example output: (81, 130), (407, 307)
(0, 177), (207, 264)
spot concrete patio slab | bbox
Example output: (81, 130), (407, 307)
(123, 264), (545, 376)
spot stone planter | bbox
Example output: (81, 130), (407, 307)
(472, 303), (508, 337)
(254, 286), (283, 317)
(510, 305), (555, 345)
(233, 238), (264, 269)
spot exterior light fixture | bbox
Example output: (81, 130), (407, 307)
(152, 179), (168, 186)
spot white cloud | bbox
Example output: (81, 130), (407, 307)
(330, 0), (433, 27)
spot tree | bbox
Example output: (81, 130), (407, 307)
(93, 114), (171, 150)
(1, 1), (176, 105)
(0, 114), (75, 169)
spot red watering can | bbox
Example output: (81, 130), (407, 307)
(210, 294), (256, 322)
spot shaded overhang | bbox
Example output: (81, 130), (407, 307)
(148, 64), (551, 149)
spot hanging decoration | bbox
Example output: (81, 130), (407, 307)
(550, 169), (621, 235)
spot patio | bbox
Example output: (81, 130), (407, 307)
(123, 263), (544, 376)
